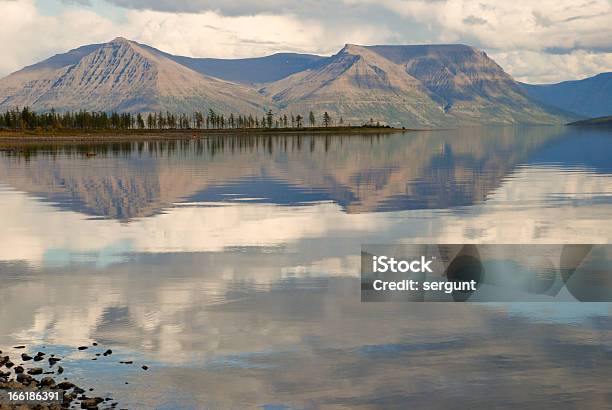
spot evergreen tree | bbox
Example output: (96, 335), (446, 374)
(323, 112), (331, 127)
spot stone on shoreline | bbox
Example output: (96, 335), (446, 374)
(56, 381), (75, 390)
(80, 396), (104, 409)
(1, 345), (131, 408)
(40, 376), (56, 387)
(16, 373), (34, 385)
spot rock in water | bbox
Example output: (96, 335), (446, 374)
(40, 376), (56, 387)
(16, 373), (34, 385)
(56, 381), (75, 390)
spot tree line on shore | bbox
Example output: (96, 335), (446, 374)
(0, 107), (381, 131)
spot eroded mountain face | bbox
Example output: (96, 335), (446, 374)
(0, 39), (568, 127)
(0, 38), (268, 114)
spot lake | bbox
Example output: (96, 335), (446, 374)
(1, 126), (612, 408)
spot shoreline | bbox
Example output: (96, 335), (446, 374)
(0, 126), (409, 143)
(0, 343), (140, 409)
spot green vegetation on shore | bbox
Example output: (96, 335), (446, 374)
(0, 107), (397, 134)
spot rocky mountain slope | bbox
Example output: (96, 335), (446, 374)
(521, 72), (612, 119)
(0, 38), (572, 127)
(0, 37), (268, 114)
(261, 44), (565, 127)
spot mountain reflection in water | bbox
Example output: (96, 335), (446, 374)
(1, 126), (612, 409)
(3, 126), (609, 220)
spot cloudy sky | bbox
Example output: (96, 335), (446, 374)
(1, 0), (611, 83)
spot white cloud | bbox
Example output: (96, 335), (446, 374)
(0, 0), (393, 77)
(0, 0), (116, 75)
(491, 50), (612, 83)
(0, 0), (610, 82)
(346, 0), (612, 52)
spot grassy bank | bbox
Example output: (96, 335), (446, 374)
(0, 125), (408, 142)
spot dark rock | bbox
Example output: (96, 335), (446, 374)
(16, 373), (34, 385)
(13, 345), (26, 349)
(36, 351), (46, 357)
(27, 367), (43, 375)
(40, 376), (56, 387)
(0, 356), (9, 366)
(73, 387), (85, 394)
(21, 353), (33, 361)
(57, 381), (75, 390)
(80, 397), (104, 409)
(49, 357), (62, 366)
(34, 355), (44, 361)
(77, 346), (89, 350)
(0, 370), (10, 378)
(63, 392), (77, 403)
(95, 353), (101, 356)
(5, 360), (14, 368)
(92, 358), (97, 361)
(14, 366), (24, 374)
(80, 399), (98, 409)
(89, 388), (94, 391)
(141, 365), (149, 370)
(102, 349), (112, 356)
(119, 361), (133, 364)
(57, 366), (64, 374)
(92, 343), (98, 346)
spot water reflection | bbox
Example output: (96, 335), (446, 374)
(3, 126), (607, 220)
(1, 126), (612, 408)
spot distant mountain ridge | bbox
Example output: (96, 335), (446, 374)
(0, 38), (575, 127)
(0, 38), (268, 114)
(521, 73), (612, 119)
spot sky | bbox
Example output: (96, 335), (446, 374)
(0, 0), (611, 83)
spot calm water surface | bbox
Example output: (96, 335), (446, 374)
(1, 126), (612, 408)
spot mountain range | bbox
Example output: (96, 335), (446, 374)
(520, 73), (612, 119)
(0, 37), (607, 128)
